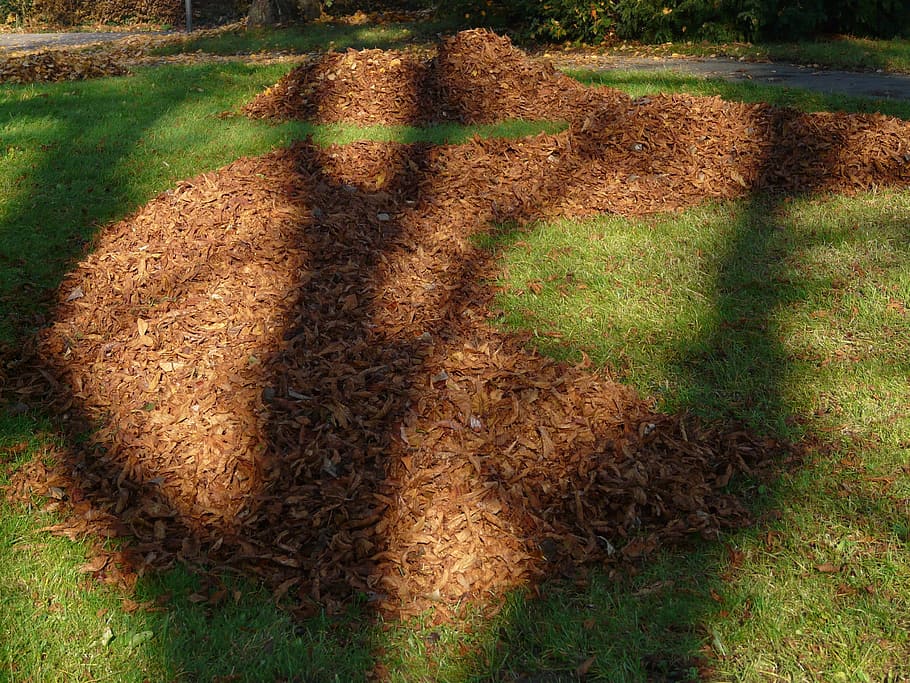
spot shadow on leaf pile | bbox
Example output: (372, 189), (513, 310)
(6, 29), (910, 622)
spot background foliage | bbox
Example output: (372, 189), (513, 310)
(3, 0), (907, 39)
(451, 0), (910, 43)
(2, 0), (180, 25)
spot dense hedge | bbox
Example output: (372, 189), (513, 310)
(0, 0), (429, 26)
(451, 0), (910, 42)
(1, 0), (181, 25)
(0, 0), (263, 26)
(2, 0), (906, 38)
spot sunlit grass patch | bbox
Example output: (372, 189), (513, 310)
(685, 36), (910, 74)
(487, 191), (910, 431)
(482, 188), (910, 678)
(570, 68), (910, 120)
(151, 17), (460, 57)
(597, 35), (910, 74)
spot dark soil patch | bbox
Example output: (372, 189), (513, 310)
(5, 30), (910, 621)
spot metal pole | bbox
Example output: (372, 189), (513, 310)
(185, 0), (192, 32)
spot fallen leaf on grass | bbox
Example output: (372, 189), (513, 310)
(576, 656), (596, 676)
(78, 555), (110, 574)
(122, 598), (140, 613)
(121, 598), (158, 614)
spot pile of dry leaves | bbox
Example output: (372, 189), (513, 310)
(0, 49), (128, 83)
(246, 30), (910, 202)
(6, 30), (910, 620)
(0, 22), (258, 83)
(244, 29), (626, 125)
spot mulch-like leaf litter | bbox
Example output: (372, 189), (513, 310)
(0, 21), (263, 83)
(5, 30), (910, 620)
(0, 48), (128, 83)
(243, 29), (625, 125)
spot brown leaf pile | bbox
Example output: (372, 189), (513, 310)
(243, 29), (627, 125)
(563, 95), (910, 212)
(0, 22), (271, 82)
(0, 49), (128, 83)
(11, 139), (784, 618)
(245, 30), (910, 201)
(6, 30), (910, 620)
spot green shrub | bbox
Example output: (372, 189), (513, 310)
(449, 0), (909, 43)
(446, 0), (617, 42)
(613, 0), (743, 42)
(736, 0), (910, 40)
(822, 0), (910, 38)
(0, 0), (33, 24)
(738, 0), (830, 40)
(528, 0), (618, 42)
(4, 0), (181, 25)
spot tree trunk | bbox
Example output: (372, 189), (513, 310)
(247, 0), (320, 27)
(295, 0), (320, 22)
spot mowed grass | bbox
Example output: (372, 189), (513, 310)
(1, 54), (910, 680)
(485, 192), (910, 679)
(654, 35), (910, 73)
(570, 68), (910, 120)
(151, 16), (460, 56)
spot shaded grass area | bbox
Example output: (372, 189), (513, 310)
(1, 501), (372, 681)
(151, 17), (460, 57)
(1, 62), (910, 680)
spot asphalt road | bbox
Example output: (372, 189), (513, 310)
(0, 31), (140, 51)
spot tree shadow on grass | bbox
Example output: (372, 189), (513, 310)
(474, 198), (792, 682)
(4, 48), (910, 683)
(474, 104), (910, 680)
(0, 58), (575, 682)
(0, 65), (382, 681)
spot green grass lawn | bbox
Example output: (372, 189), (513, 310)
(653, 35), (910, 73)
(570, 68), (910, 120)
(1, 57), (909, 681)
(151, 16), (461, 56)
